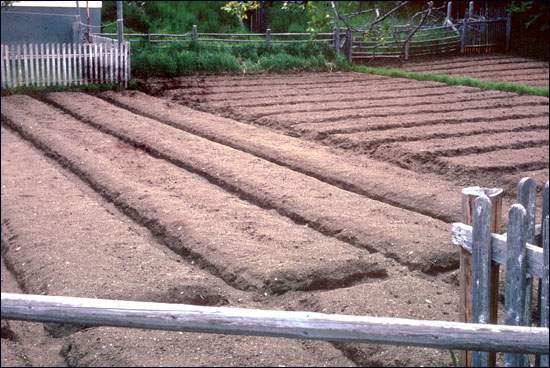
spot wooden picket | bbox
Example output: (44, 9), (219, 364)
(1, 41), (130, 89)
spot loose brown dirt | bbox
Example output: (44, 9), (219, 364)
(1, 69), (548, 367)
(154, 72), (548, 195)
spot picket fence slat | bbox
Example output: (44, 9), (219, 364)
(1, 45), (5, 88)
(28, 43), (35, 85)
(56, 43), (61, 87)
(517, 178), (537, 329)
(23, 43), (30, 86)
(78, 43), (82, 85)
(5, 46), (12, 87)
(68, 43), (73, 85)
(504, 204), (529, 367)
(471, 195), (493, 367)
(541, 216), (549, 367)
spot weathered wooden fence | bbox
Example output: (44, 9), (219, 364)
(1, 292), (548, 355)
(452, 179), (550, 367)
(347, 25), (461, 62)
(0, 41), (130, 89)
(97, 28), (334, 48)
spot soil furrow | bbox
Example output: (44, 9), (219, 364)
(100, 90), (465, 223)
(449, 69), (549, 80)
(2, 95), (388, 295)
(373, 130), (548, 160)
(259, 97), (549, 126)
(62, 327), (355, 367)
(290, 107), (549, 136)
(162, 80), (449, 102)
(326, 118), (549, 151)
(45, 92), (457, 274)
(164, 76), (403, 96)
(147, 73), (387, 92)
(443, 146), (549, 169)
(278, 271), (459, 366)
(146, 71), (384, 87)
(202, 85), (484, 109)
(1, 127), (234, 306)
(407, 61), (549, 73)
(232, 90), (514, 119)
(404, 55), (544, 70)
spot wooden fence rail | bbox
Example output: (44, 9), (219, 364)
(1, 41), (130, 89)
(1, 293), (548, 354)
(452, 178), (550, 367)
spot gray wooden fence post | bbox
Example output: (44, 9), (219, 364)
(333, 26), (340, 56)
(446, 1), (452, 21)
(504, 204), (529, 367)
(540, 216), (549, 367)
(266, 28), (271, 48)
(537, 182), (549, 368)
(191, 25), (197, 42)
(471, 195), (492, 367)
(460, 10), (468, 54)
(460, 187), (503, 367)
(404, 39), (411, 60)
(345, 28), (352, 63)
(517, 178), (537, 330)
(116, 1), (124, 44)
(72, 16), (81, 44)
(505, 13), (512, 52)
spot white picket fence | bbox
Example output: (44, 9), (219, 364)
(1, 42), (130, 89)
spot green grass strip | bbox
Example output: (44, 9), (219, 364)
(352, 65), (549, 97)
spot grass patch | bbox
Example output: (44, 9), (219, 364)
(352, 65), (549, 97)
(1, 83), (126, 96)
(131, 41), (339, 77)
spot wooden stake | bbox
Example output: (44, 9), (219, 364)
(460, 186), (503, 367)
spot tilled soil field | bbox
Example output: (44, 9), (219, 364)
(1, 71), (548, 366)
(146, 71), (549, 196)
(401, 54), (549, 88)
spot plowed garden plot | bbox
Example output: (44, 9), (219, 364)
(150, 71), (549, 194)
(1, 70), (547, 366)
(402, 54), (549, 88)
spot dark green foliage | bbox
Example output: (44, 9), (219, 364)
(102, 1), (243, 34)
(130, 41), (337, 77)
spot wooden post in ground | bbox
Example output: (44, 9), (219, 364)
(404, 40), (411, 60)
(446, 1), (452, 21)
(333, 26), (340, 56)
(116, 1), (124, 44)
(471, 195), (492, 367)
(460, 10), (468, 54)
(266, 28), (271, 48)
(504, 204), (529, 367)
(460, 186), (503, 367)
(191, 25), (197, 43)
(345, 28), (352, 63)
(505, 13), (512, 52)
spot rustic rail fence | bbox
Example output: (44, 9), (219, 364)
(452, 179), (550, 367)
(0, 41), (130, 89)
(1, 293), (548, 355)
(97, 28), (334, 48)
